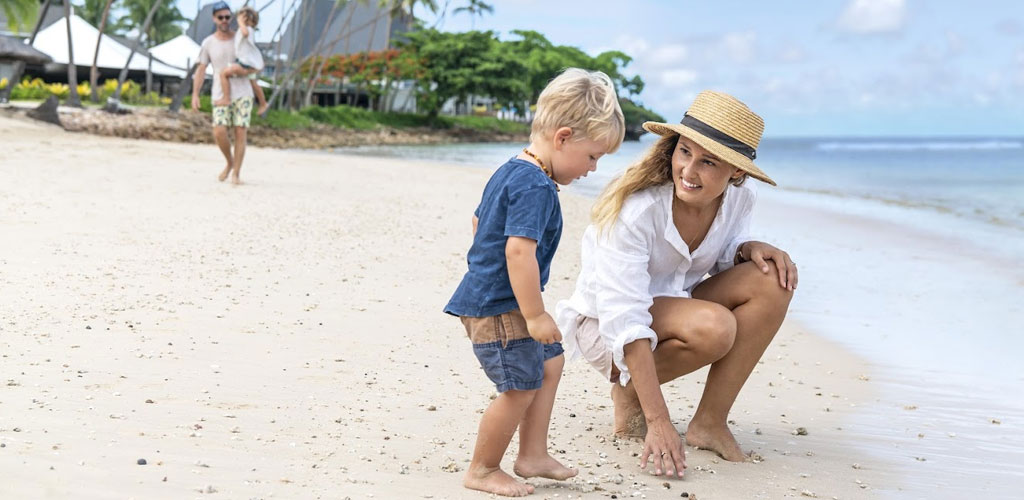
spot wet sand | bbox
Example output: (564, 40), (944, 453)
(1, 115), (889, 498)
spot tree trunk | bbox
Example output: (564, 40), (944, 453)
(168, 60), (195, 112)
(2, 0), (52, 102)
(267, 0), (316, 111)
(300, 0), (346, 107)
(266, 0), (300, 111)
(108, 0), (164, 109)
(89, 0), (115, 102)
(270, 4), (384, 110)
(64, 0), (82, 107)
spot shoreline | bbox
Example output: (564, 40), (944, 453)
(0, 102), (531, 149)
(3, 115), (893, 498)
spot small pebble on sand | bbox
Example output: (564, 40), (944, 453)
(137, 458), (147, 465)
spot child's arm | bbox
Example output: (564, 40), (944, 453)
(238, 13), (250, 38)
(506, 236), (561, 344)
(472, 216), (478, 236)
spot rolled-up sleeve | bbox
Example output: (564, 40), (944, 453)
(594, 219), (658, 386)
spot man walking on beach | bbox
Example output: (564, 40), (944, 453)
(192, 1), (254, 185)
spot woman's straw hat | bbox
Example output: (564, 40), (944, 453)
(643, 91), (775, 186)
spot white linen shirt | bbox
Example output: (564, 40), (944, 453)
(555, 181), (756, 386)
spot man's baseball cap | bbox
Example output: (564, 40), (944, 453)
(211, 1), (231, 14)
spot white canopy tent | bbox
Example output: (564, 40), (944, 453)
(148, 34), (212, 76)
(32, 15), (185, 78)
(150, 34), (270, 87)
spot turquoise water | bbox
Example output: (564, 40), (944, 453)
(335, 136), (1024, 236)
(335, 137), (1024, 498)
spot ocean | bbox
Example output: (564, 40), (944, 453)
(333, 136), (1024, 498)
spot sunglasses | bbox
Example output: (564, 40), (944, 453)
(216, 14), (231, 20)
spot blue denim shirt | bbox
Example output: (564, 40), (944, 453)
(445, 158), (562, 317)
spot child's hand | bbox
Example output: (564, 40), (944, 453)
(524, 312), (562, 345)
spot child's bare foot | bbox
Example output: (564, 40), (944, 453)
(230, 172), (242, 185)
(513, 454), (577, 480)
(464, 465), (534, 497)
(257, 101), (269, 116)
(214, 96), (230, 107)
(612, 384), (646, 440)
(218, 165), (231, 182)
(685, 416), (747, 462)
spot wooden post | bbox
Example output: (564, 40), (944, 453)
(146, 54), (153, 94)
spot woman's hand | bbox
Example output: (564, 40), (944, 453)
(641, 415), (686, 477)
(739, 241), (798, 291)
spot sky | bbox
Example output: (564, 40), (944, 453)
(176, 0), (1024, 137)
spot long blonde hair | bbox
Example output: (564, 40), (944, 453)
(591, 133), (747, 230)
(592, 134), (679, 230)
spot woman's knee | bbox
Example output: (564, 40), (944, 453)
(742, 260), (795, 304)
(687, 304), (736, 358)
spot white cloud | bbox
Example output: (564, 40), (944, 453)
(721, 32), (756, 63)
(836, 0), (906, 34)
(1017, 49), (1024, 87)
(945, 31), (964, 57)
(776, 44), (807, 64)
(612, 34), (650, 58)
(648, 44), (688, 66)
(659, 69), (698, 87)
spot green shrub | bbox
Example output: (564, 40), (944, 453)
(252, 109), (316, 129)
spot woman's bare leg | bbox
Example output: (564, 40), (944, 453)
(686, 260), (793, 461)
(613, 298), (737, 438)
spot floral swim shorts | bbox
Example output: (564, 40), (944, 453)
(212, 96), (253, 128)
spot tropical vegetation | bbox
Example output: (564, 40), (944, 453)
(6, 0), (663, 137)
(2, 76), (170, 105)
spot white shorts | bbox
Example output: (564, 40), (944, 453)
(573, 315), (617, 383)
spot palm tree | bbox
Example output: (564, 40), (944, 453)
(451, 0), (490, 29)
(113, 0), (185, 46)
(0, 0), (49, 102)
(105, 0), (161, 109)
(1, 0), (38, 32)
(77, 0), (114, 29)
(87, 0), (116, 102)
(64, 0), (82, 106)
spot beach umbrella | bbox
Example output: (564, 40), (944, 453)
(0, 36), (53, 65)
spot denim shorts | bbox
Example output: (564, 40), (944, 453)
(460, 309), (563, 393)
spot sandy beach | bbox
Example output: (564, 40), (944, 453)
(1, 114), (894, 499)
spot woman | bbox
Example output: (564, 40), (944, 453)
(555, 90), (797, 478)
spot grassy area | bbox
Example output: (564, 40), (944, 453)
(11, 95), (529, 136)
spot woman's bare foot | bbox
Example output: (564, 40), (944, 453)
(230, 172), (242, 185)
(513, 454), (577, 480)
(685, 417), (747, 462)
(214, 96), (230, 107)
(218, 165), (231, 182)
(611, 384), (646, 440)
(257, 101), (269, 116)
(464, 465), (534, 497)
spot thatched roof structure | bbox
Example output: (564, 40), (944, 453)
(0, 36), (52, 64)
